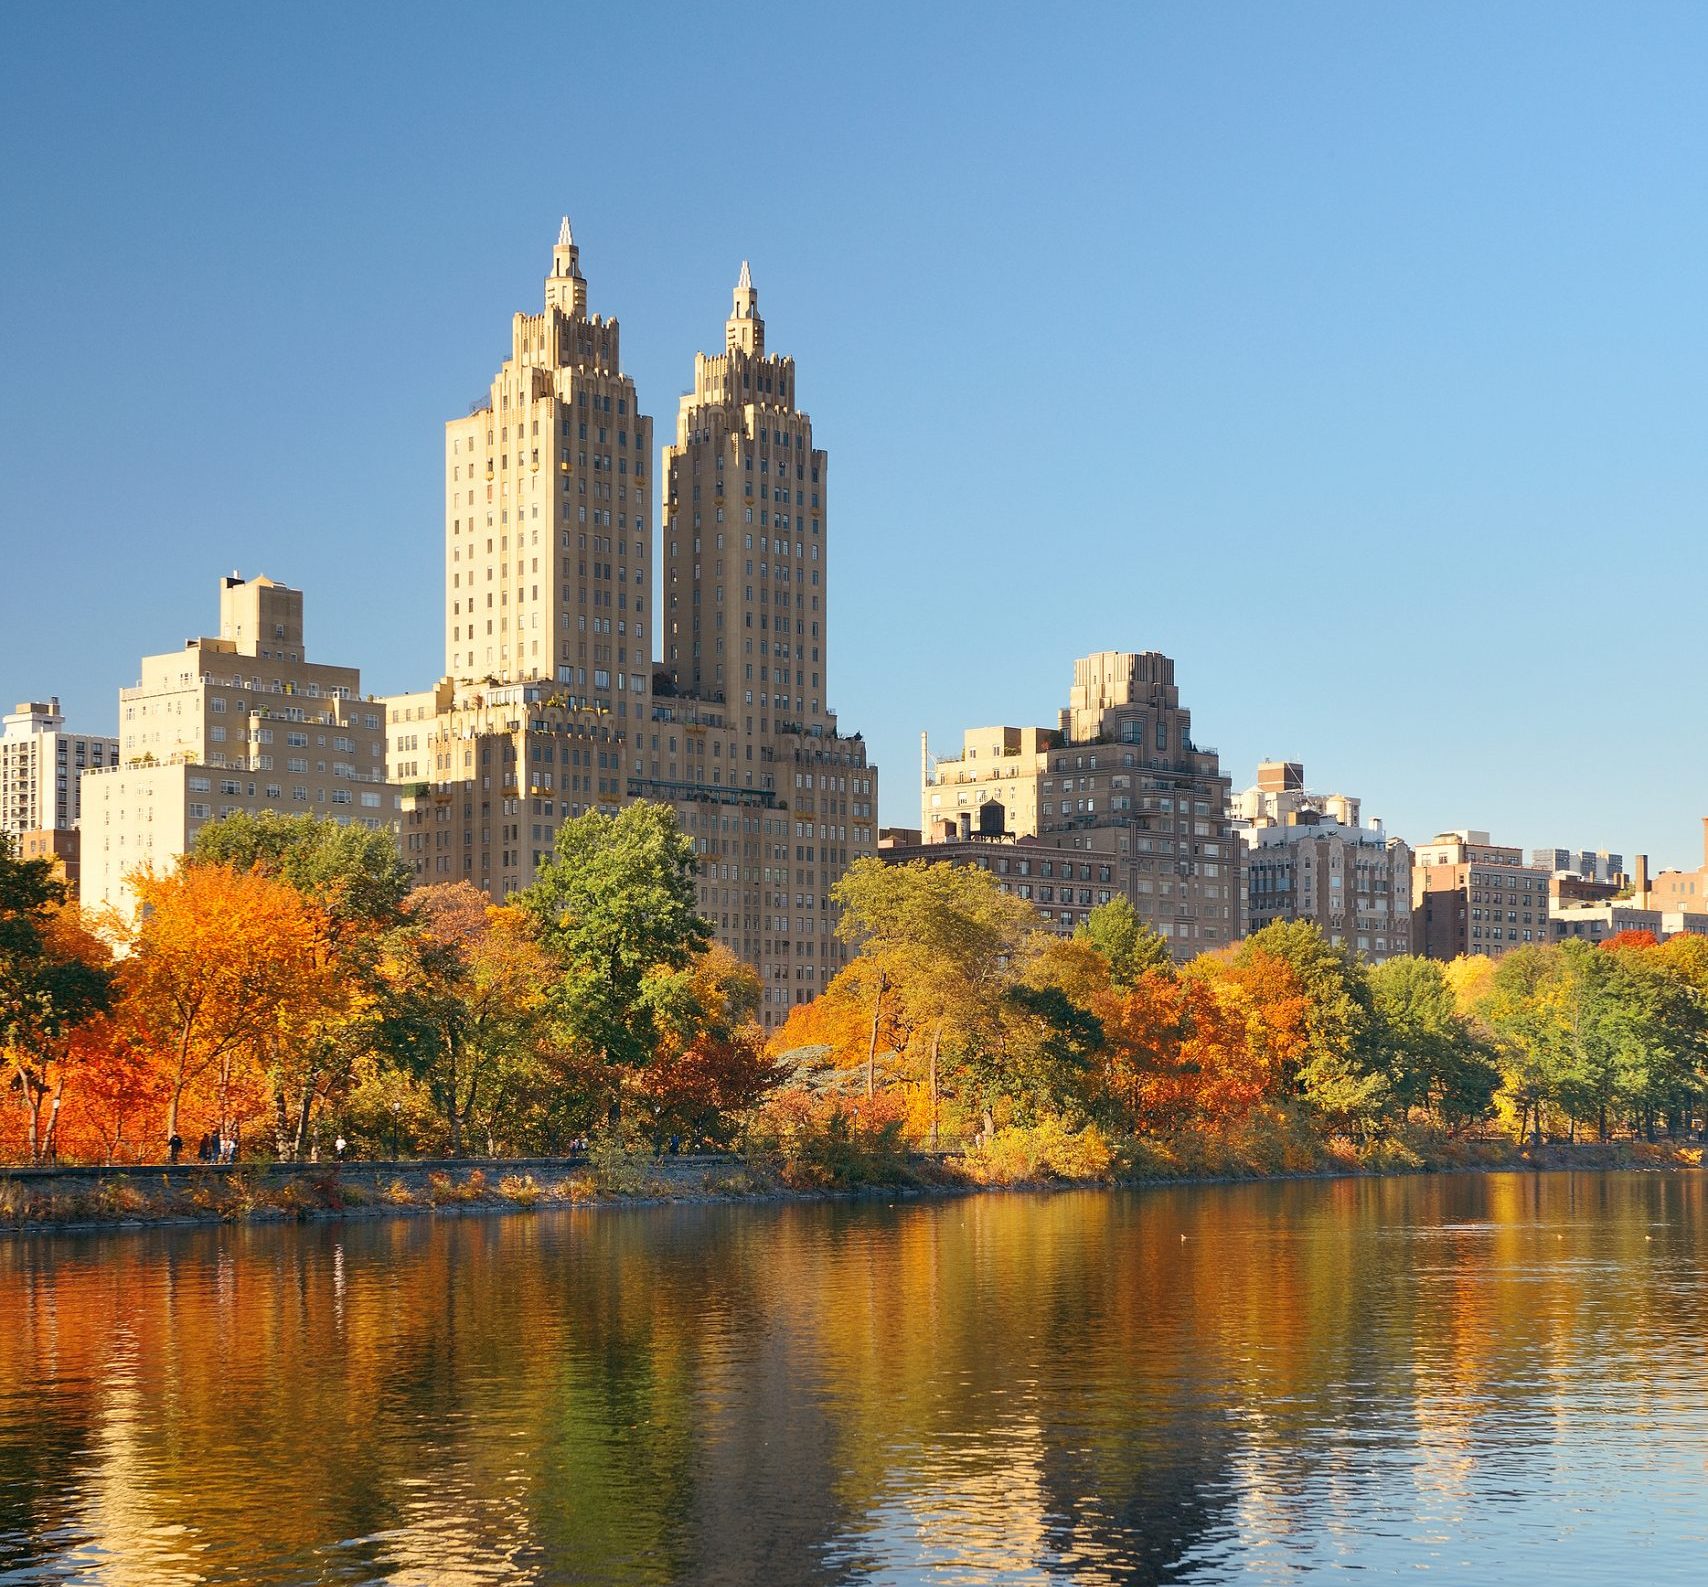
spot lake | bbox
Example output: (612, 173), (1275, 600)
(2, 1171), (1706, 1584)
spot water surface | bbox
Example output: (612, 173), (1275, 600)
(2, 1172), (1705, 1584)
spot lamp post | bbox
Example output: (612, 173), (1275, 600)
(390, 1101), (401, 1161)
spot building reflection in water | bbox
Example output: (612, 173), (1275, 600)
(3, 1173), (1708, 1583)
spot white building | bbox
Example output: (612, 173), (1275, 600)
(1, 699), (117, 839)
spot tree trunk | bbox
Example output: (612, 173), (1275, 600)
(274, 1086), (293, 1159)
(1598, 1101), (1607, 1143)
(928, 1020), (942, 1150)
(293, 1069), (318, 1162)
(44, 1071), (65, 1164)
(865, 976), (885, 1102)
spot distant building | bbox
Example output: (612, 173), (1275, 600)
(880, 819), (1149, 939)
(1411, 830), (1551, 959)
(16, 828), (81, 892)
(81, 575), (402, 921)
(918, 651), (1240, 958)
(1234, 762), (1411, 961)
(1646, 821), (1708, 915)
(1550, 901), (1708, 945)
(922, 726), (1057, 838)
(1531, 847), (1626, 884)
(1, 699), (116, 840)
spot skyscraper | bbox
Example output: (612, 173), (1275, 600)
(441, 217), (652, 715)
(644, 264), (879, 1022)
(389, 227), (879, 1022)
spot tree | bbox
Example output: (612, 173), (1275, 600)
(519, 802), (711, 1126)
(378, 883), (552, 1155)
(633, 944), (786, 1146)
(1236, 921), (1387, 1134)
(0, 837), (115, 1163)
(188, 812), (409, 1157)
(121, 863), (327, 1153)
(1368, 956), (1499, 1131)
(1077, 898), (1171, 987)
(833, 857), (1039, 1145)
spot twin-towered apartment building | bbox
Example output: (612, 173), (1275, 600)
(61, 223), (876, 1025)
(18, 222), (1706, 985)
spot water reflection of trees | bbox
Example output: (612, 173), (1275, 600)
(1, 1173), (1704, 1583)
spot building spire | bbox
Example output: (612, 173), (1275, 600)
(546, 215), (587, 317)
(728, 258), (763, 355)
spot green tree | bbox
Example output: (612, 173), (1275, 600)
(1368, 955), (1498, 1131)
(190, 810), (411, 925)
(519, 802), (710, 1125)
(1076, 897), (1171, 987)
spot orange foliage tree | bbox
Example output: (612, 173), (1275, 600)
(120, 863), (330, 1154)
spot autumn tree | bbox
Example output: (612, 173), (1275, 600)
(1235, 921), (1387, 1134)
(519, 802), (710, 1127)
(633, 944), (785, 1146)
(833, 857), (1039, 1145)
(378, 882), (552, 1155)
(0, 836), (115, 1163)
(121, 862), (328, 1153)
(190, 812), (410, 1156)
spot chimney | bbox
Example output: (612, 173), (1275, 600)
(1700, 817), (1708, 871)
(1633, 854), (1650, 909)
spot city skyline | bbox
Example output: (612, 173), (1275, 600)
(6, 5), (1708, 864)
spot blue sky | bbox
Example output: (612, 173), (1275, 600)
(3, 3), (1705, 865)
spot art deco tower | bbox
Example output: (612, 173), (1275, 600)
(647, 265), (879, 1026)
(441, 219), (652, 723)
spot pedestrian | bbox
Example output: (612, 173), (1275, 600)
(334, 1135), (347, 1161)
(168, 1132), (183, 1165)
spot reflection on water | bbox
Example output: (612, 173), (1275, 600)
(3, 1173), (1707, 1584)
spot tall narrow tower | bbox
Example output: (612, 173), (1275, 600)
(646, 265), (878, 1026)
(661, 264), (826, 727)
(441, 218), (652, 726)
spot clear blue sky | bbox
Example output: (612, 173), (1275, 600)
(4, 3), (1706, 866)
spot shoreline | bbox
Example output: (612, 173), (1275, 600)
(2, 1139), (1703, 1237)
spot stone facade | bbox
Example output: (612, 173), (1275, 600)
(81, 576), (402, 921)
(918, 651), (1240, 959)
(392, 228), (878, 1026)
(1235, 763), (1411, 961)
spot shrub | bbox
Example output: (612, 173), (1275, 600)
(498, 1174), (541, 1208)
(964, 1117), (1115, 1185)
(744, 1090), (913, 1189)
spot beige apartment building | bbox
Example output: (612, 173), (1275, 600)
(648, 260), (878, 1019)
(1411, 830), (1551, 960)
(392, 227), (878, 1024)
(81, 576), (401, 921)
(1235, 762), (1411, 961)
(921, 725), (1057, 837)
(916, 651), (1239, 958)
